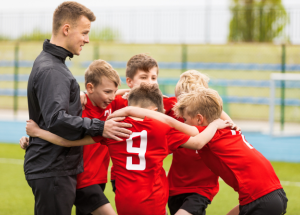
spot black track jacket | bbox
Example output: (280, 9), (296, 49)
(24, 39), (104, 180)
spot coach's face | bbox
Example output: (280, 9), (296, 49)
(66, 15), (91, 55)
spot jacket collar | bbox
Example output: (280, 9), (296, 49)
(43, 39), (73, 61)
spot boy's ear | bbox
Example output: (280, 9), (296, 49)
(196, 114), (204, 126)
(86, 83), (94, 94)
(126, 77), (134, 89)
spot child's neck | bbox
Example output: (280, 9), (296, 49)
(86, 92), (97, 107)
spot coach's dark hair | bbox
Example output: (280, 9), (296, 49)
(128, 83), (164, 113)
(126, 54), (159, 79)
(53, 1), (96, 35)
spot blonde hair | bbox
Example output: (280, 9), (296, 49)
(173, 87), (223, 123)
(85, 60), (121, 88)
(175, 70), (210, 96)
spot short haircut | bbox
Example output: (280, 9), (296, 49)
(173, 87), (223, 123)
(175, 70), (210, 96)
(53, 1), (96, 35)
(85, 60), (121, 88)
(128, 83), (164, 113)
(126, 54), (159, 79)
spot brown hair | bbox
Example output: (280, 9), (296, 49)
(175, 70), (210, 97)
(173, 87), (223, 123)
(126, 54), (159, 79)
(53, 1), (96, 35)
(85, 60), (121, 88)
(128, 83), (164, 113)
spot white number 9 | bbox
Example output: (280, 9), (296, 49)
(126, 130), (147, 170)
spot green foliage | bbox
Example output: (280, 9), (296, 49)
(0, 27), (120, 42)
(18, 28), (51, 41)
(89, 27), (120, 42)
(229, 0), (289, 42)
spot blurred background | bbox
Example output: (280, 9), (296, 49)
(0, 0), (300, 214)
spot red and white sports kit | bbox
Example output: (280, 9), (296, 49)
(93, 117), (190, 215)
(76, 95), (126, 189)
(167, 97), (220, 201)
(197, 126), (283, 205)
(110, 96), (179, 181)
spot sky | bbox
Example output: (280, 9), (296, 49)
(0, 0), (299, 44)
(1, 0), (299, 12)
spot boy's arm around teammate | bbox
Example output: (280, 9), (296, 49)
(25, 116), (232, 150)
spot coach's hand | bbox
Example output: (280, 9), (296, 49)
(103, 117), (132, 141)
(19, 136), (29, 150)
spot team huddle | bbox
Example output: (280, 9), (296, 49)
(19, 2), (288, 215)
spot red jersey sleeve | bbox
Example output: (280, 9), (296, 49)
(92, 135), (107, 145)
(111, 95), (128, 112)
(167, 128), (190, 153)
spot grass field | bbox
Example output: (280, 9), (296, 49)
(1, 143), (300, 215)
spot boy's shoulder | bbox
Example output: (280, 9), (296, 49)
(111, 95), (128, 111)
(196, 126), (235, 144)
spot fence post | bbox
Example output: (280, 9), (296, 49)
(181, 44), (187, 73)
(280, 44), (286, 131)
(14, 43), (19, 116)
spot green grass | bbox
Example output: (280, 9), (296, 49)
(0, 143), (300, 215)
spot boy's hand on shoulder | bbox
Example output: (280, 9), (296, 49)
(122, 92), (130, 100)
(212, 119), (233, 130)
(103, 117), (133, 141)
(19, 136), (29, 150)
(229, 121), (241, 131)
(80, 91), (87, 110)
(26, 119), (41, 138)
(106, 106), (132, 120)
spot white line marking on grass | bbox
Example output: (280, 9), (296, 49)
(281, 181), (300, 187)
(218, 178), (300, 187)
(0, 158), (24, 165)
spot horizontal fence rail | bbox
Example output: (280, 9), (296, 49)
(1, 75), (299, 106)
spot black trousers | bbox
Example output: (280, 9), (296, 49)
(168, 193), (211, 215)
(75, 183), (108, 215)
(239, 189), (288, 215)
(27, 175), (77, 215)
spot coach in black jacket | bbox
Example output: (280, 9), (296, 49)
(24, 2), (131, 215)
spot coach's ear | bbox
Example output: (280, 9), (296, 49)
(62, 24), (71, 36)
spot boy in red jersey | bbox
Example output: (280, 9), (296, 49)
(80, 54), (186, 188)
(20, 60), (131, 215)
(109, 87), (288, 215)
(25, 83), (232, 215)
(168, 70), (239, 215)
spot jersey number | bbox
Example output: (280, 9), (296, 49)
(126, 130), (147, 170)
(231, 130), (253, 149)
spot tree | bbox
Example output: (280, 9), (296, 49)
(229, 0), (288, 42)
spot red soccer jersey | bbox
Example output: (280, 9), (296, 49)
(197, 127), (282, 205)
(168, 147), (219, 201)
(76, 95), (126, 189)
(166, 97), (219, 201)
(110, 96), (181, 181)
(93, 117), (190, 215)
